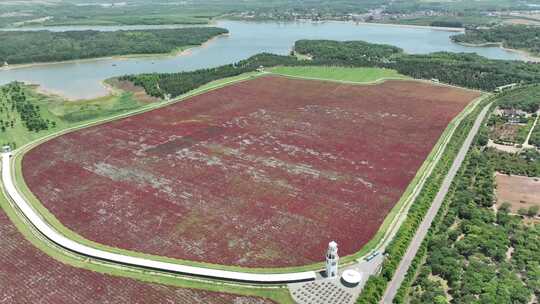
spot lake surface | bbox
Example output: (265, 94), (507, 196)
(0, 20), (526, 100)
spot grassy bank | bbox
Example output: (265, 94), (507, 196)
(269, 66), (409, 83)
(0, 85), (145, 148)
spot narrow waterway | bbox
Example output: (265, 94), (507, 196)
(0, 20), (526, 100)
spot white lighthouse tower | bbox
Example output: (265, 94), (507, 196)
(325, 241), (339, 278)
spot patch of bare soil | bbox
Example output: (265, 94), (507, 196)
(495, 173), (540, 214)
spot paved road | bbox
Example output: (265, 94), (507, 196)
(381, 104), (490, 303)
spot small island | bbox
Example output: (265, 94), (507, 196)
(0, 27), (228, 66)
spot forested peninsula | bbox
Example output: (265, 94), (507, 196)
(451, 25), (540, 57)
(0, 27), (228, 65)
(122, 39), (540, 99)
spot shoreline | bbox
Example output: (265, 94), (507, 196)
(13, 33), (230, 102)
(354, 21), (465, 32)
(0, 33), (229, 72)
(217, 16), (466, 32)
(453, 41), (540, 62)
(30, 82), (82, 102)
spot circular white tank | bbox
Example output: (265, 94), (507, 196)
(342, 269), (362, 285)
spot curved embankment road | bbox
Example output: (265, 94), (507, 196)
(1, 153), (316, 284)
(381, 104), (491, 303)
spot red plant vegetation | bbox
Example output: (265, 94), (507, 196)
(22, 76), (479, 267)
(0, 209), (274, 303)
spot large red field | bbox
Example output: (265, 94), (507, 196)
(22, 76), (480, 267)
(0, 209), (273, 303)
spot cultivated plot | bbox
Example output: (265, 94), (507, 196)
(22, 76), (480, 268)
(0, 209), (273, 304)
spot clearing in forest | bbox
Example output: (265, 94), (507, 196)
(22, 75), (479, 268)
(495, 173), (540, 214)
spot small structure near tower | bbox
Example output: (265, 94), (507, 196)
(341, 269), (362, 287)
(2, 145), (11, 153)
(325, 241), (339, 278)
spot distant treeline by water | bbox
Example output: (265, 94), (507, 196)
(0, 27), (228, 65)
(122, 39), (540, 99)
(452, 25), (540, 56)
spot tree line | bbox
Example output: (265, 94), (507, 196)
(120, 53), (302, 98)
(294, 40), (540, 91)
(0, 83), (55, 132)
(452, 25), (540, 56)
(123, 39), (540, 100)
(484, 148), (540, 177)
(495, 85), (540, 113)
(0, 27), (228, 65)
(355, 96), (495, 304)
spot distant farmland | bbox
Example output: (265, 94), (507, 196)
(22, 76), (480, 268)
(0, 209), (274, 304)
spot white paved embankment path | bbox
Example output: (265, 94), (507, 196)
(381, 104), (491, 303)
(0, 153), (316, 284)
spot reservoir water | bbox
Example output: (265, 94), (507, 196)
(0, 20), (527, 100)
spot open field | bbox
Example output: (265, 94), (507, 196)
(21, 75), (479, 268)
(495, 173), (540, 214)
(269, 66), (408, 83)
(0, 206), (275, 304)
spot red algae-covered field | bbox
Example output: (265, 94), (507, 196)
(0, 209), (273, 304)
(22, 76), (480, 267)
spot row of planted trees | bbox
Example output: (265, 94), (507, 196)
(390, 102), (540, 303)
(0, 83), (55, 132)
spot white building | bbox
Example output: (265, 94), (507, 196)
(325, 241), (339, 278)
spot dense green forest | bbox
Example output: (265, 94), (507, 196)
(430, 21), (464, 28)
(452, 25), (540, 56)
(0, 27), (227, 65)
(123, 39), (540, 99)
(121, 53), (301, 98)
(495, 85), (540, 113)
(401, 127), (540, 303)
(485, 148), (540, 177)
(294, 40), (402, 65)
